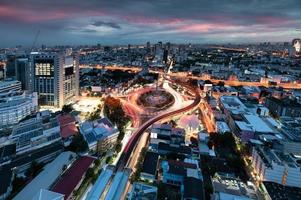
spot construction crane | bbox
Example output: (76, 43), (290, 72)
(31, 30), (40, 52)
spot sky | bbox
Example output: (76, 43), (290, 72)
(0, 0), (301, 47)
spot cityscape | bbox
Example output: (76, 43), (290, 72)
(1, 1), (301, 200)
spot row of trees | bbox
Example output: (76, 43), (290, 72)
(129, 147), (148, 183)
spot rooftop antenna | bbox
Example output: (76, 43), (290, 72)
(31, 30), (40, 52)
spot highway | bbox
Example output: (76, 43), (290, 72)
(115, 77), (201, 171)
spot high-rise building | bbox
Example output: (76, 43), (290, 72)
(15, 58), (30, 90)
(29, 51), (79, 108)
(5, 54), (17, 78)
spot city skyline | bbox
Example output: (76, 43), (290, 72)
(0, 0), (301, 47)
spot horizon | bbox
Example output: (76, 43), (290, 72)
(0, 0), (301, 47)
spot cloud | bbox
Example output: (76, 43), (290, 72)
(92, 20), (121, 29)
(0, 0), (301, 46)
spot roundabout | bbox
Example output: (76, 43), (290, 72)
(136, 88), (175, 112)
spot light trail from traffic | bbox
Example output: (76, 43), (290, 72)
(115, 77), (201, 171)
(80, 64), (301, 89)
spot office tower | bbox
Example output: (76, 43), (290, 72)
(163, 49), (168, 63)
(30, 51), (79, 108)
(15, 58), (29, 90)
(5, 54), (17, 78)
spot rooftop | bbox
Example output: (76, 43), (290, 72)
(51, 156), (95, 199)
(86, 166), (114, 200)
(14, 151), (76, 200)
(104, 168), (131, 200)
(128, 182), (157, 200)
(32, 189), (64, 200)
(183, 177), (204, 200)
(263, 181), (301, 200)
(142, 151), (159, 175)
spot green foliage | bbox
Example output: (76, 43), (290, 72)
(62, 104), (73, 113)
(85, 168), (95, 179)
(87, 104), (102, 120)
(115, 142), (122, 153)
(130, 147), (148, 183)
(68, 134), (88, 153)
(106, 156), (113, 164)
(94, 159), (101, 167)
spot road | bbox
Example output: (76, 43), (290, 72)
(115, 77), (201, 171)
(80, 64), (301, 89)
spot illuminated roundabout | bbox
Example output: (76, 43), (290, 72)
(136, 88), (175, 112)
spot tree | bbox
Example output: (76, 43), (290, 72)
(68, 134), (88, 153)
(115, 142), (122, 153)
(105, 156), (113, 164)
(94, 159), (101, 167)
(62, 104), (73, 113)
(85, 168), (95, 179)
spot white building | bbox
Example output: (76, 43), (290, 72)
(29, 51), (79, 108)
(0, 91), (38, 128)
(252, 147), (301, 188)
(215, 121), (231, 134)
(80, 118), (119, 153)
(9, 111), (61, 154)
(0, 79), (21, 93)
(219, 96), (275, 142)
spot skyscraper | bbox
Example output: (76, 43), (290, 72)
(15, 58), (29, 90)
(30, 51), (79, 108)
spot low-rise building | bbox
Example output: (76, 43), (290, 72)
(51, 156), (95, 200)
(0, 79), (21, 93)
(141, 151), (159, 182)
(215, 121), (230, 134)
(57, 114), (78, 146)
(220, 96), (275, 142)
(9, 111), (61, 154)
(0, 91), (38, 128)
(198, 132), (215, 157)
(252, 146), (301, 187)
(128, 182), (157, 200)
(263, 181), (301, 200)
(150, 124), (185, 150)
(14, 151), (76, 200)
(160, 159), (202, 186)
(80, 118), (119, 154)
(265, 97), (301, 118)
(32, 189), (64, 200)
(211, 173), (258, 199)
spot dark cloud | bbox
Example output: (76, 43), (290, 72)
(0, 0), (300, 46)
(92, 20), (121, 29)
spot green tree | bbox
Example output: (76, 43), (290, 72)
(62, 104), (73, 113)
(85, 168), (95, 179)
(68, 134), (88, 153)
(115, 142), (122, 153)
